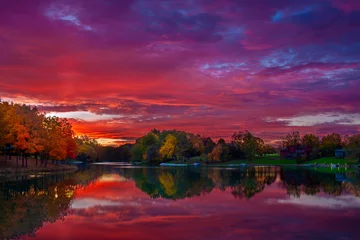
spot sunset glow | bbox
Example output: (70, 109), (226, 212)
(1, 0), (360, 145)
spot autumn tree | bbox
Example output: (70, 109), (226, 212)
(189, 134), (205, 156)
(160, 134), (178, 160)
(42, 117), (67, 166)
(208, 139), (230, 162)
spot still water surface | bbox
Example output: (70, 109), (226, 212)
(1, 165), (360, 240)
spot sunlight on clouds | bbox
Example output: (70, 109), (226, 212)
(97, 138), (131, 146)
(46, 111), (123, 122)
(275, 113), (360, 126)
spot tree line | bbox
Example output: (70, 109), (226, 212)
(281, 131), (360, 161)
(0, 101), (77, 167)
(0, 101), (132, 166)
(129, 129), (277, 164)
(2, 101), (359, 165)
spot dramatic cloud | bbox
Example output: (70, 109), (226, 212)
(1, 0), (360, 145)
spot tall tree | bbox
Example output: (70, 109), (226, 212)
(301, 133), (320, 148)
(232, 130), (264, 160)
(344, 134), (360, 161)
(321, 133), (342, 156)
(281, 131), (301, 148)
(160, 134), (178, 160)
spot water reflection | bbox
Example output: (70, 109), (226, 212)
(1, 166), (360, 239)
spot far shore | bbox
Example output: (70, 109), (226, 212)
(0, 156), (78, 175)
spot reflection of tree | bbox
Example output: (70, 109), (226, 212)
(122, 166), (360, 201)
(121, 166), (278, 201)
(231, 167), (276, 199)
(0, 175), (76, 239)
(343, 181), (360, 197)
(279, 168), (353, 198)
(159, 172), (177, 196)
(0, 166), (107, 239)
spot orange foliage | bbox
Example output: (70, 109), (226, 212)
(0, 101), (78, 164)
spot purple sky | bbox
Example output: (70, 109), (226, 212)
(1, 0), (360, 145)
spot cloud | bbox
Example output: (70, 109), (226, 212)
(267, 195), (360, 209)
(274, 113), (360, 126)
(1, 0), (360, 145)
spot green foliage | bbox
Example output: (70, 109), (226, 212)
(344, 134), (360, 161)
(131, 143), (143, 161)
(232, 130), (264, 160)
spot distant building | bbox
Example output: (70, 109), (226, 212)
(335, 149), (346, 159)
(280, 146), (312, 159)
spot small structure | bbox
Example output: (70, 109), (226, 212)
(335, 149), (346, 159)
(280, 145), (312, 159)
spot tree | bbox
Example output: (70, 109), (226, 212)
(0, 101), (77, 167)
(261, 144), (277, 156)
(344, 134), (360, 161)
(75, 135), (99, 161)
(131, 143), (143, 162)
(60, 119), (77, 159)
(232, 130), (264, 160)
(202, 137), (215, 155)
(281, 131), (301, 148)
(189, 134), (205, 156)
(208, 140), (230, 162)
(302, 133), (320, 148)
(173, 131), (192, 160)
(42, 117), (67, 166)
(160, 134), (177, 160)
(321, 133), (342, 156)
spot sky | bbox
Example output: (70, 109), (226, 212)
(1, 0), (360, 145)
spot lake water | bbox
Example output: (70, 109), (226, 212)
(1, 165), (360, 240)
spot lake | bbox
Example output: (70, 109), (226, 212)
(1, 165), (360, 240)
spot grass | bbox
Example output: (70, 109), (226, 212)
(306, 156), (358, 165)
(310, 166), (356, 174)
(165, 154), (359, 167)
(215, 155), (296, 165)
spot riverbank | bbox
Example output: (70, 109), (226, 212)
(0, 156), (78, 175)
(211, 156), (358, 166)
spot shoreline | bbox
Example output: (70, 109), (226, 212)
(0, 157), (78, 176)
(0, 164), (78, 175)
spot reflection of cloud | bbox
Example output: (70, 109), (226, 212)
(71, 198), (140, 209)
(97, 174), (128, 182)
(267, 195), (360, 209)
